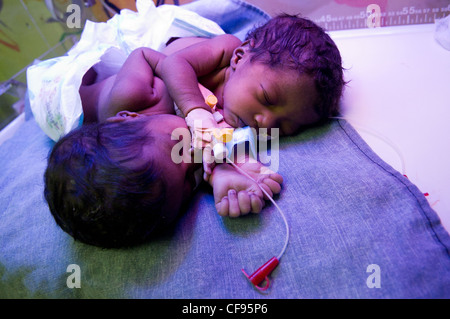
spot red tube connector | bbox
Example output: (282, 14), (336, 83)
(241, 257), (279, 291)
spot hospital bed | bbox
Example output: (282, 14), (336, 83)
(0, 0), (449, 298)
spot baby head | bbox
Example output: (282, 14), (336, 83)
(44, 113), (196, 248)
(222, 14), (345, 135)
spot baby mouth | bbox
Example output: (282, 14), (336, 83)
(237, 117), (246, 127)
(223, 107), (248, 128)
(224, 111), (244, 128)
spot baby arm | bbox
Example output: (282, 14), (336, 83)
(158, 35), (241, 159)
(97, 47), (167, 121)
(158, 34), (241, 116)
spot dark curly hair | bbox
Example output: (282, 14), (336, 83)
(246, 14), (346, 119)
(44, 119), (166, 248)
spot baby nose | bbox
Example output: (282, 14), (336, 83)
(254, 114), (277, 130)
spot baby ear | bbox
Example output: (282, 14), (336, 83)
(106, 111), (140, 123)
(230, 40), (253, 70)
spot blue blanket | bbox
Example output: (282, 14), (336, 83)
(1, 0), (449, 298)
(1, 117), (449, 298)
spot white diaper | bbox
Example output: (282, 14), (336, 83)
(27, 0), (224, 141)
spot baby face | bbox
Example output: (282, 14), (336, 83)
(222, 56), (319, 135)
(142, 114), (200, 221)
(110, 112), (199, 223)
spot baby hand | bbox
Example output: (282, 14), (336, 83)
(184, 108), (219, 178)
(210, 162), (283, 218)
(185, 108), (219, 150)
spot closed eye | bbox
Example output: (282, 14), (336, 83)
(260, 84), (273, 106)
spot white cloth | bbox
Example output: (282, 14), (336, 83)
(27, 0), (224, 141)
(435, 14), (450, 51)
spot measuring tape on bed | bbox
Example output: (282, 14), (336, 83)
(310, 3), (450, 31)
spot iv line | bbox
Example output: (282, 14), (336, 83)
(226, 159), (290, 261)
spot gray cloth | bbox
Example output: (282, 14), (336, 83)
(0, 118), (449, 298)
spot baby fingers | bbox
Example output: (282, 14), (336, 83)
(227, 189), (241, 217)
(262, 176), (282, 194)
(216, 190), (264, 218)
(249, 192), (264, 214)
(216, 197), (229, 217)
(237, 191), (252, 215)
(256, 174), (283, 199)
